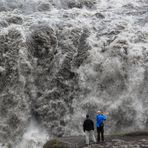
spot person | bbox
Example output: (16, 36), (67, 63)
(96, 111), (108, 143)
(83, 114), (96, 145)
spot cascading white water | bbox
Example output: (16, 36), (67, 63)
(0, 0), (148, 147)
(16, 120), (49, 148)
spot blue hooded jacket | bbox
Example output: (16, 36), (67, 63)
(96, 114), (107, 127)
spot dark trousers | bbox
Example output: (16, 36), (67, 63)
(97, 126), (104, 142)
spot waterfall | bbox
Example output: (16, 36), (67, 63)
(0, 0), (148, 147)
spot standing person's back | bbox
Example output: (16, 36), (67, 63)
(83, 114), (96, 145)
(96, 111), (108, 143)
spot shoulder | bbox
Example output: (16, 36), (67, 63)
(85, 119), (89, 122)
(96, 114), (99, 118)
(87, 119), (92, 122)
(84, 119), (87, 123)
(89, 119), (93, 122)
(102, 115), (107, 119)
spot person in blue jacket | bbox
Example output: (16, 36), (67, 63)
(96, 111), (108, 143)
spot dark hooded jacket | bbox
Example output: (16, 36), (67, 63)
(83, 118), (94, 132)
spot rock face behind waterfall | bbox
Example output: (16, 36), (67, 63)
(0, 0), (148, 147)
(0, 28), (30, 144)
(26, 25), (91, 136)
(0, 16), (91, 145)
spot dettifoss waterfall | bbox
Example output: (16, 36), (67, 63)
(0, 0), (148, 147)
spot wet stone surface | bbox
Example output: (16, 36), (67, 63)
(57, 134), (148, 148)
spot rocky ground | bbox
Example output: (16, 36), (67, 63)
(55, 132), (148, 148)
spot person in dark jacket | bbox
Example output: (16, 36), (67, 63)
(83, 114), (96, 145)
(96, 111), (108, 143)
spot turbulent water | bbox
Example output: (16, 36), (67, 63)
(0, 0), (148, 147)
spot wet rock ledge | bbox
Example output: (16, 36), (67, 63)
(43, 131), (148, 148)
